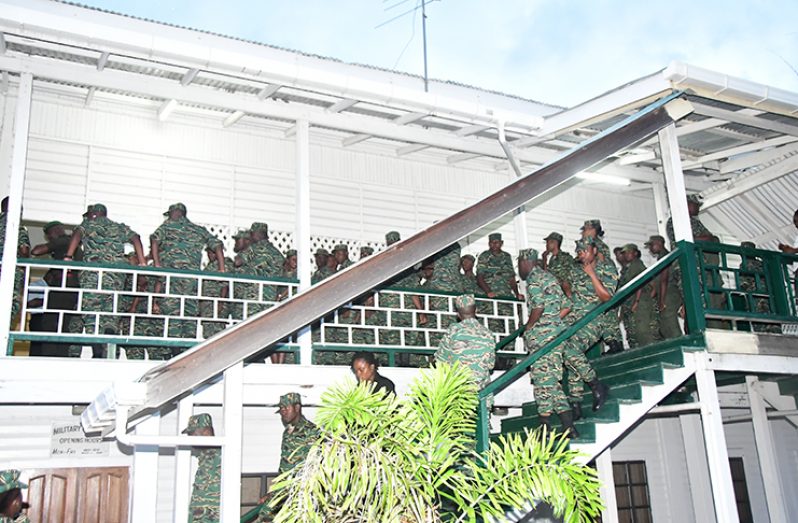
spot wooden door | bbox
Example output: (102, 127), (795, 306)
(26, 467), (129, 523)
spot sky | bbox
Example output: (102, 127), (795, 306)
(80, 0), (798, 108)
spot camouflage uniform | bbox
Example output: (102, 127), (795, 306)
(460, 271), (480, 295)
(76, 210), (138, 335)
(315, 307), (358, 365)
(0, 211), (30, 324)
(546, 251), (577, 287)
(333, 244), (353, 272)
(183, 414), (221, 523)
(151, 209), (222, 339)
(435, 294), (495, 391)
(382, 268), (424, 349)
(119, 261), (169, 360)
(238, 223), (284, 313)
(618, 247), (661, 348)
(646, 236), (683, 340)
(0, 469), (29, 523)
(200, 257), (233, 338)
(476, 250), (516, 298)
(311, 265), (335, 284)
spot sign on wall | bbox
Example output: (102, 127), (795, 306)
(50, 422), (109, 457)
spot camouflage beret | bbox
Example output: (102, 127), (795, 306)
(686, 194), (703, 206)
(580, 219), (601, 230)
(461, 254), (475, 261)
(543, 232), (563, 243)
(333, 244), (348, 252)
(740, 241), (756, 249)
(488, 233), (502, 242)
(163, 202), (187, 216)
(250, 222), (269, 233)
(285, 249), (297, 257)
(314, 248), (330, 257)
(43, 220), (63, 232)
(182, 413), (213, 434)
(360, 246), (374, 256)
(385, 231), (401, 244)
(0, 470), (26, 494)
(276, 392), (302, 412)
(644, 235), (666, 246)
(233, 229), (250, 240)
(620, 243), (639, 253)
(92, 203), (107, 214)
(575, 237), (597, 252)
(454, 294), (476, 309)
(518, 248), (538, 261)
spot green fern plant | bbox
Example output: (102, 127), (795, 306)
(268, 362), (603, 522)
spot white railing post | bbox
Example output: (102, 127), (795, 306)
(0, 73), (33, 351)
(220, 361), (243, 522)
(595, 448), (619, 523)
(172, 396), (194, 523)
(658, 123), (693, 243)
(129, 412), (161, 523)
(295, 119), (313, 364)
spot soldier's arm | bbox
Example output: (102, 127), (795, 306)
(476, 272), (494, 297)
(214, 245), (225, 272)
(509, 275), (520, 299)
(130, 234), (146, 266)
(560, 280), (572, 298)
(31, 242), (53, 256)
(149, 235), (161, 267)
(583, 263), (612, 302)
(64, 230), (82, 259)
(526, 306), (543, 331)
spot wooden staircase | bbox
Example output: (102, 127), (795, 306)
(498, 336), (706, 463)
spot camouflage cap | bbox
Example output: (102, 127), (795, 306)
(620, 243), (639, 253)
(285, 249), (297, 257)
(543, 232), (563, 243)
(740, 241), (756, 249)
(182, 413), (214, 434)
(314, 248), (330, 257)
(92, 203), (108, 214)
(82, 205), (94, 217)
(454, 294), (476, 309)
(644, 235), (666, 246)
(488, 233), (502, 242)
(461, 254), (475, 261)
(333, 243), (348, 252)
(385, 231), (401, 244)
(518, 248), (538, 261)
(43, 220), (64, 232)
(250, 222), (269, 234)
(163, 202), (187, 216)
(360, 246), (374, 256)
(233, 229), (250, 240)
(686, 194), (703, 206)
(276, 392), (302, 412)
(0, 470), (26, 494)
(574, 236), (597, 252)
(580, 219), (601, 230)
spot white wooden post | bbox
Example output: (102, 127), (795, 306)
(294, 119), (312, 365)
(220, 361), (243, 522)
(651, 181), (670, 239)
(694, 355), (739, 523)
(745, 376), (787, 523)
(595, 448), (619, 523)
(658, 123), (693, 243)
(680, 413), (717, 522)
(172, 396), (194, 523)
(0, 73), (32, 350)
(130, 412), (161, 523)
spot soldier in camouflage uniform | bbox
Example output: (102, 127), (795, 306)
(435, 294), (496, 402)
(359, 246), (374, 259)
(381, 231), (425, 358)
(150, 203), (225, 339)
(229, 229), (255, 320)
(276, 249), (297, 302)
(618, 244), (661, 348)
(541, 232), (576, 298)
(739, 241), (780, 333)
(518, 249), (586, 437)
(459, 254), (480, 294)
(200, 248), (233, 339)
(425, 243), (464, 336)
(183, 413), (221, 523)
(119, 253), (170, 360)
(579, 220), (624, 353)
(645, 235), (683, 339)
(0, 197), (30, 326)
(476, 233), (519, 299)
(235, 223), (284, 313)
(259, 393), (321, 522)
(332, 244), (353, 272)
(0, 469), (29, 523)
(562, 237), (613, 417)
(311, 248), (335, 284)
(65, 203), (146, 336)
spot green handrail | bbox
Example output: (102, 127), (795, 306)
(475, 243), (696, 452)
(240, 505), (261, 523)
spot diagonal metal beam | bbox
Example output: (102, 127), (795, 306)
(122, 94), (692, 421)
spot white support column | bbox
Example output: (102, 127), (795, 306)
(130, 412), (161, 523)
(294, 119), (312, 364)
(595, 448), (619, 523)
(651, 181), (670, 239)
(658, 123), (693, 242)
(694, 355), (739, 523)
(0, 73), (32, 350)
(173, 396), (194, 523)
(680, 413), (716, 522)
(220, 362), (243, 523)
(745, 376), (787, 523)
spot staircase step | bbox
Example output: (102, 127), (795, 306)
(521, 398), (621, 423)
(593, 349), (685, 381)
(591, 345), (686, 374)
(500, 414), (597, 444)
(599, 364), (665, 388)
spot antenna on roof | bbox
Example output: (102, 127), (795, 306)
(377, 0), (441, 92)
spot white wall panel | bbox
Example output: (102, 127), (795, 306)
(23, 137), (88, 223)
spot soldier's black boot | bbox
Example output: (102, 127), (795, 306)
(538, 415), (552, 434)
(558, 410), (580, 439)
(605, 340), (624, 355)
(571, 401), (583, 421)
(589, 379), (610, 412)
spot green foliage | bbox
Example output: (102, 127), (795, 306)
(269, 363), (603, 523)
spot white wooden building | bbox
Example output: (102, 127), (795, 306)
(0, 1), (797, 522)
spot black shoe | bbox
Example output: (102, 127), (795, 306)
(557, 410), (580, 439)
(589, 379), (610, 412)
(538, 415), (552, 434)
(605, 340), (624, 355)
(571, 401), (583, 421)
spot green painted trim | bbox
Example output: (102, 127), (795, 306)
(381, 285), (522, 302)
(240, 505), (261, 523)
